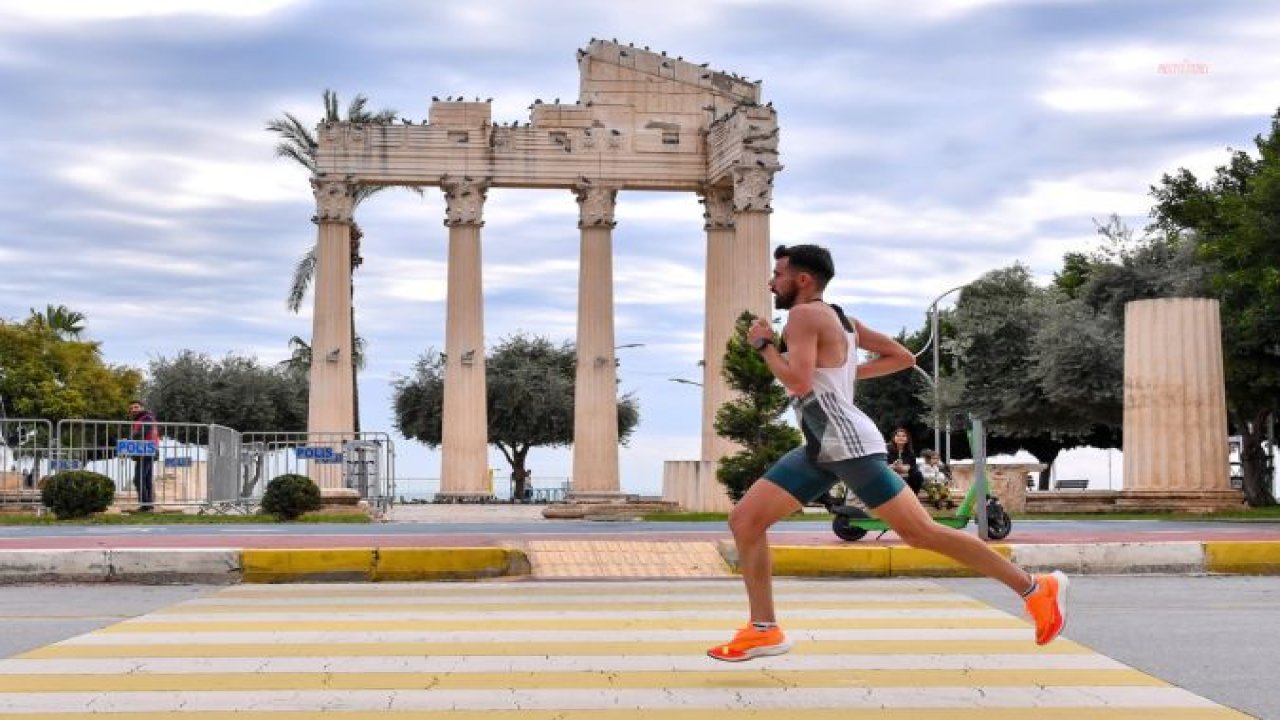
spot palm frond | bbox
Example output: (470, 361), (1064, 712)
(323, 89), (340, 121)
(287, 246), (318, 313)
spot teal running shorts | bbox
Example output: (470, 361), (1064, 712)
(763, 449), (905, 508)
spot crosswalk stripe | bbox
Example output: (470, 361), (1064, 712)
(19, 639), (1091, 659)
(123, 607), (1006, 623)
(101, 616), (1025, 633)
(47, 627), (1044, 644)
(0, 668), (1163, 692)
(0, 653), (1129, 674)
(0, 709), (1246, 719)
(163, 598), (984, 612)
(0, 686), (1224, 712)
(0, 709), (1247, 719)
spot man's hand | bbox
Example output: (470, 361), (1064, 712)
(747, 317), (774, 345)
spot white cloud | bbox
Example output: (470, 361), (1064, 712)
(59, 149), (301, 212)
(0, 0), (303, 22)
(1038, 42), (1280, 118)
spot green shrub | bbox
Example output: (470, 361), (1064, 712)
(261, 474), (323, 520)
(41, 470), (116, 520)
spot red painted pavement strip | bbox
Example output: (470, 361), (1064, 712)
(1, 527), (1278, 549)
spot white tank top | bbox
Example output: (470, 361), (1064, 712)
(788, 320), (886, 462)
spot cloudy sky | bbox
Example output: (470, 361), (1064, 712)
(1, 0), (1275, 496)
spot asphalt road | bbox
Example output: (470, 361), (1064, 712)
(0, 576), (1275, 718)
(1, 518), (1277, 548)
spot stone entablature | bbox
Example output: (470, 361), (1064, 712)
(314, 40), (778, 193)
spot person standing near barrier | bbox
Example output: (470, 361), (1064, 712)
(708, 244), (1069, 662)
(127, 400), (159, 512)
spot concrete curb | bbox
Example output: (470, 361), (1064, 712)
(0, 541), (1277, 583)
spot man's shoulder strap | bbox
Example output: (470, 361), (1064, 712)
(828, 303), (855, 333)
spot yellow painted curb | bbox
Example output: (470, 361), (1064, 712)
(374, 547), (528, 581)
(1204, 540), (1280, 574)
(890, 545), (1013, 577)
(770, 546), (890, 577)
(242, 549), (374, 583)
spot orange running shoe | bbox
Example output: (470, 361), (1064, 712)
(1024, 570), (1070, 645)
(707, 624), (792, 662)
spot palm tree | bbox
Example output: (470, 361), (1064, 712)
(267, 90), (403, 432)
(28, 305), (86, 340)
(280, 335), (366, 375)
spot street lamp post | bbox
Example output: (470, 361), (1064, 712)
(916, 285), (966, 464)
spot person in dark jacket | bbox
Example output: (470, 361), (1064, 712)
(886, 427), (924, 496)
(127, 400), (159, 512)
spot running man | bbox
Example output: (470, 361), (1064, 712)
(708, 244), (1068, 662)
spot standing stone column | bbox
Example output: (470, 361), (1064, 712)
(437, 177), (491, 501)
(307, 178), (356, 436)
(570, 183), (621, 499)
(1123, 298), (1234, 495)
(730, 166), (776, 341)
(699, 185), (738, 462)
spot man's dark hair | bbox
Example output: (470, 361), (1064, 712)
(128, 399), (144, 407)
(774, 244), (835, 289)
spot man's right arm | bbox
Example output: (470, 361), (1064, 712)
(853, 319), (915, 379)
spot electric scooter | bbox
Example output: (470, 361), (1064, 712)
(816, 420), (1012, 542)
(817, 473), (1012, 542)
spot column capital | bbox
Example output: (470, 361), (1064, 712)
(311, 177), (356, 224)
(732, 167), (776, 213)
(698, 185), (735, 230)
(574, 181), (618, 229)
(441, 175), (489, 227)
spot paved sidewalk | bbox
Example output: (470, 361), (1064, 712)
(0, 579), (1249, 717)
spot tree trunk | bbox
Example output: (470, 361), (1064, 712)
(1035, 446), (1061, 491)
(1237, 410), (1277, 507)
(351, 304), (360, 434)
(511, 446), (531, 502)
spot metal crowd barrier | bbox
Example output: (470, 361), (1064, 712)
(239, 431), (396, 512)
(53, 420), (243, 512)
(0, 418), (54, 506)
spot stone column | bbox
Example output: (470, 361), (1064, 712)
(306, 178), (356, 436)
(437, 177), (491, 501)
(1123, 298), (1233, 494)
(570, 183), (621, 499)
(730, 166), (776, 341)
(699, 185), (738, 462)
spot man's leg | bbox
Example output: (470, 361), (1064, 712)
(728, 478), (803, 623)
(707, 477), (804, 662)
(872, 488), (1030, 592)
(138, 458), (154, 510)
(872, 486), (1069, 645)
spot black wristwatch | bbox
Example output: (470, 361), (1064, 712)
(751, 337), (774, 351)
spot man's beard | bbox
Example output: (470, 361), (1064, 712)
(773, 287), (797, 310)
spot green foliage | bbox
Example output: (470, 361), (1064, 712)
(40, 470), (115, 520)
(714, 312), (803, 501)
(392, 334), (641, 499)
(261, 474), (323, 520)
(0, 315), (141, 424)
(936, 265), (1122, 484)
(27, 304), (86, 340)
(144, 351), (308, 432)
(1148, 108), (1280, 506)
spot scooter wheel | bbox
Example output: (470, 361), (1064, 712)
(832, 513), (869, 542)
(986, 502), (1012, 540)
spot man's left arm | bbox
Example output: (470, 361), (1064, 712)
(750, 308), (819, 395)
